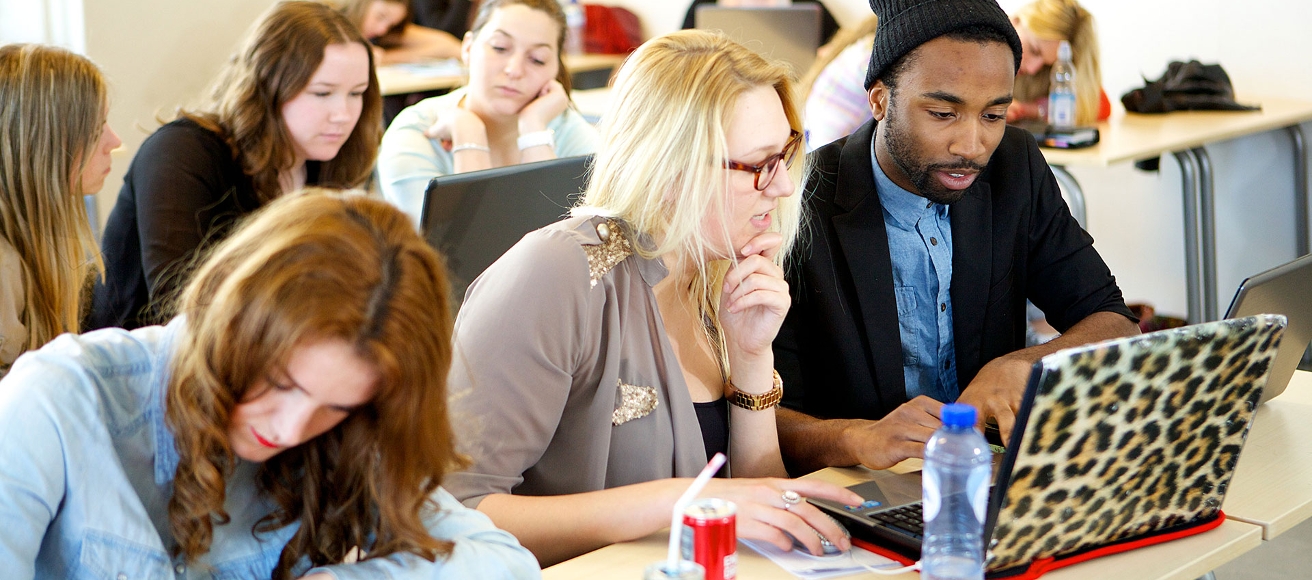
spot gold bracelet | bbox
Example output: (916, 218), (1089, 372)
(724, 369), (783, 411)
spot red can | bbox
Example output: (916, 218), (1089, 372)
(680, 498), (737, 580)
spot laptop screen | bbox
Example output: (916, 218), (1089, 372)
(421, 155), (592, 302)
(1224, 252), (1312, 404)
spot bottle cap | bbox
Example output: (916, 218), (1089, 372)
(1057, 40), (1072, 62)
(940, 403), (977, 428)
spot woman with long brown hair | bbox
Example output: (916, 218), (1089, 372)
(89, 0), (383, 330)
(0, 44), (120, 376)
(0, 191), (538, 579)
(378, 0), (598, 227)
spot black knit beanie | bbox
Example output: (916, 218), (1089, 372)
(864, 0), (1023, 90)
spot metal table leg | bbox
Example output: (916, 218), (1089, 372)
(1192, 146), (1218, 322)
(1049, 164), (1088, 228)
(1173, 149), (1205, 324)
(1289, 125), (1308, 256)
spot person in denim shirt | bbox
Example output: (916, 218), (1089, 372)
(0, 191), (539, 579)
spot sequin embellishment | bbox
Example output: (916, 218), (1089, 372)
(585, 219), (632, 288)
(612, 380), (658, 426)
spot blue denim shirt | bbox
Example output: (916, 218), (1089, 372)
(0, 318), (541, 580)
(871, 144), (960, 403)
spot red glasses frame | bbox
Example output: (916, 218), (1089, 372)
(724, 130), (803, 191)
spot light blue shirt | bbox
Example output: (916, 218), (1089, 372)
(378, 87), (601, 229)
(871, 144), (960, 402)
(0, 318), (541, 580)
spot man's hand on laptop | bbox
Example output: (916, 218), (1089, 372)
(956, 354), (1031, 444)
(841, 396), (943, 470)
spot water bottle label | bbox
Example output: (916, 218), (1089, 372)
(1049, 93), (1075, 127)
(922, 469), (942, 522)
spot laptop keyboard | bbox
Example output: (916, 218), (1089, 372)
(867, 503), (924, 539)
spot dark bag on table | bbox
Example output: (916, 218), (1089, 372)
(1121, 60), (1260, 113)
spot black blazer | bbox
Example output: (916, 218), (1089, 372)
(774, 120), (1134, 421)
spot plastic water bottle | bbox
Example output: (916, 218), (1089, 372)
(562, 0), (586, 55)
(921, 403), (991, 580)
(1047, 40), (1076, 130)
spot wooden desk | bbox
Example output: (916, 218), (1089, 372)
(1223, 369), (1312, 540)
(544, 465), (1263, 580)
(377, 53), (626, 96)
(1036, 96), (1312, 323)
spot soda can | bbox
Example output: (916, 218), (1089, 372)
(680, 498), (737, 580)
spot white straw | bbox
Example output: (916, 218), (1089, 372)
(666, 452), (728, 571)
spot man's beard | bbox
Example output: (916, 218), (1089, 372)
(882, 110), (985, 206)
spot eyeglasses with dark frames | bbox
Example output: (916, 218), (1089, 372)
(724, 130), (803, 191)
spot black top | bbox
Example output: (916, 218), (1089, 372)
(693, 397), (729, 471)
(88, 119), (319, 330)
(773, 120), (1135, 425)
(681, 0), (840, 43)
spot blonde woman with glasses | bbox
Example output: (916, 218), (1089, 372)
(444, 29), (862, 566)
(0, 44), (120, 376)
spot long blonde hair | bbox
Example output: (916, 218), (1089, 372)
(185, 0), (382, 203)
(1013, 0), (1101, 125)
(0, 43), (106, 352)
(798, 15), (879, 103)
(577, 30), (804, 370)
(166, 190), (461, 579)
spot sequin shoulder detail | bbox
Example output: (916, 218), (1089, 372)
(584, 219), (632, 288)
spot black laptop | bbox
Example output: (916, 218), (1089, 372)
(1223, 252), (1312, 404)
(420, 155), (592, 301)
(812, 315), (1286, 577)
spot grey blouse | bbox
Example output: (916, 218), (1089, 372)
(445, 215), (709, 507)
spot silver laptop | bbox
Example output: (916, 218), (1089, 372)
(1224, 252), (1312, 403)
(694, 5), (821, 75)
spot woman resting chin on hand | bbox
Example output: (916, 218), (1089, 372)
(378, 0), (599, 228)
(443, 29), (863, 568)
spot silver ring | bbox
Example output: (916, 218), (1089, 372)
(782, 490), (802, 509)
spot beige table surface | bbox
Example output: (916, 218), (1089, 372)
(1222, 369), (1312, 539)
(1039, 96), (1312, 167)
(544, 463), (1263, 580)
(377, 53), (626, 96)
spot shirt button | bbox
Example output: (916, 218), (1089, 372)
(175, 563), (185, 574)
(930, 237), (938, 246)
(117, 575), (127, 580)
(926, 201), (933, 208)
(940, 303), (946, 312)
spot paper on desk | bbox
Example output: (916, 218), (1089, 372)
(742, 539), (901, 579)
(392, 59), (464, 77)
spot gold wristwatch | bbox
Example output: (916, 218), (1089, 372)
(724, 369), (784, 411)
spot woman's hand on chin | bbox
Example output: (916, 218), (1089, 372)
(517, 79), (569, 133)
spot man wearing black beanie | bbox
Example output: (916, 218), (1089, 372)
(772, 0), (1139, 473)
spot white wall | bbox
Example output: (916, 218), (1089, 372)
(81, 0), (277, 224)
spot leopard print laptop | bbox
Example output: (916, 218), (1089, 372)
(984, 314), (1286, 575)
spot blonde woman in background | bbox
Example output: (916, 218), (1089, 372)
(799, 15), (878, 150)
(0, 44), (120, 376)
(1008, 0), (1109, 125)
(339, 0), (462, 64)
(444, 29), (862, 567)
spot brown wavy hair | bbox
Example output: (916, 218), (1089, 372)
(184, 0), (383, 203)
(0, 44), (106, 354)
(164, 190), (461, 579)
(339, 0), (410, 47)
(468, 0), (572, 94)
